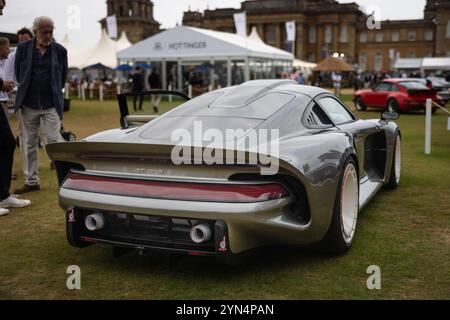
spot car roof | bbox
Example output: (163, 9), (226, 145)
(382, 78), (423, 83)
(167, 80), (331, 120)
(216, 79), (331, 100)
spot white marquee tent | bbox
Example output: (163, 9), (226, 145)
(293, 59), (317, 78)
(394, 57), (450, 72)
(117, 26), (294, 89)
(422, 57), (450, 71)
(62, 30), (132, 69)
(248, 26), (265, 44)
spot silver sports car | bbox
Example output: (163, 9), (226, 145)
(46, 80), (401, 262)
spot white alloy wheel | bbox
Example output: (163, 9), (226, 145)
(395, 135), (402, 185)
(340, 163), (359, 244)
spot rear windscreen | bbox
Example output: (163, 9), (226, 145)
(170, 91), (295, 120)
(399, 82), (430, 90)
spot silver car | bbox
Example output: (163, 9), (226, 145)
(46, 80), (402, 263)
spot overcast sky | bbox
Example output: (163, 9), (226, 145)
(0, 0), (426, 48)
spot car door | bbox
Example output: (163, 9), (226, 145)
(371, 82), (392, 108)
(316, 95), (379, 180)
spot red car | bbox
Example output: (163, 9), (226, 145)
(353, 79), (444, 113)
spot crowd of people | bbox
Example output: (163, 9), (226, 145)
(0, 16), (68, 216)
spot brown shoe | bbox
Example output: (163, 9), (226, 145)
(13, 184), (40, 194)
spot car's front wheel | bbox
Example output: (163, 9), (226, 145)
(387, 99), (400, 113)
(355, 96), (366, 111)
(321, 159), (359, 254)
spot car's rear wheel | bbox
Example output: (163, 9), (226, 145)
(385, 133), (401, 190)
(355, 96), (366, 111)
(321, 159), (359, 254)
(387, 99), (400, 113)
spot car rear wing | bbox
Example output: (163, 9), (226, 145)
(45, 141), (303, 187)
(117, 90), (191, 129)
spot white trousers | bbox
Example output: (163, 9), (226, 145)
(20, 106), (64, 186)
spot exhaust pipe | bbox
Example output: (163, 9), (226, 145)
(190, 224), (212, 244)
(85, 212), (105, 231)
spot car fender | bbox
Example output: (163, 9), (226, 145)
(277, 131), (358, 242)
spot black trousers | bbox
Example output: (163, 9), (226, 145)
(0, 104), (15, 201)
(133, 94), (143, 111)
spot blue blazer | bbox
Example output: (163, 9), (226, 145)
(14, 39), (68, 117)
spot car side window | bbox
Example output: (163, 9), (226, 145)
(389, 84), (400, 92)
(304, 103), (333, 128)
(318, 97), (355, 125)
(375, 83), (390, 92)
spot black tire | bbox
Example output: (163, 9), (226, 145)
(387, 99), (400, 113)
(385, 133), (401, 190)
(355, 96), (366, 111)
(321, 158), (359, 255)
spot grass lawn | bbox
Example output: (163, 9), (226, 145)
(0, 96), (449, 300)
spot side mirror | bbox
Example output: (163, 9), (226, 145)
(381, 111), (399, 122)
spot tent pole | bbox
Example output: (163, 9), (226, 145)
(210, 58), (215, 90)
(245, 57), (250, 82)
(162, 59), (167, 90)
(146, 59), (151, 90)
(177, 59), (183, 92)
(227, 58), (232, 87)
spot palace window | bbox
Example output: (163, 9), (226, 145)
(374, 52), (383, 71)
(340, 25), (348, 43)
(391, 31), (400, 42)
(375, 32), (384, 42)
(325, 25), (332, 44)
(309, 26), (316, 44)
(447, 21), (450, 38)
(359, 53), (367, 71)
(408, 31), (416, 41)
(265, 24), (277, 44)
(425, 30), (434, 41)
(360, 32), (368, 43)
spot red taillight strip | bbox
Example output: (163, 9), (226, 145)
(63, 173), (289, 203)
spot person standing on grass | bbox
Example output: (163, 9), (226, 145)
(298, 73), (305, 85)
(0, 38), (31, 217)
(4, 28), (33, 85)
(332, 71), (342, 97)
(131, 66), (144, 112)
(4, 28), (33, 181)
(13, 16), (67, 195)
(148, 68), (161, 113)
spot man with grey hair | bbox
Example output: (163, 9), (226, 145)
(14, 16), (68, 194)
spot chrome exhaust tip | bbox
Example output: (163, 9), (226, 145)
(85, 212), (105, 231)
(189, 224), (212, 244)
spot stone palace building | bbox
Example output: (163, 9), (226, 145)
(183, 0), (450, 71)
